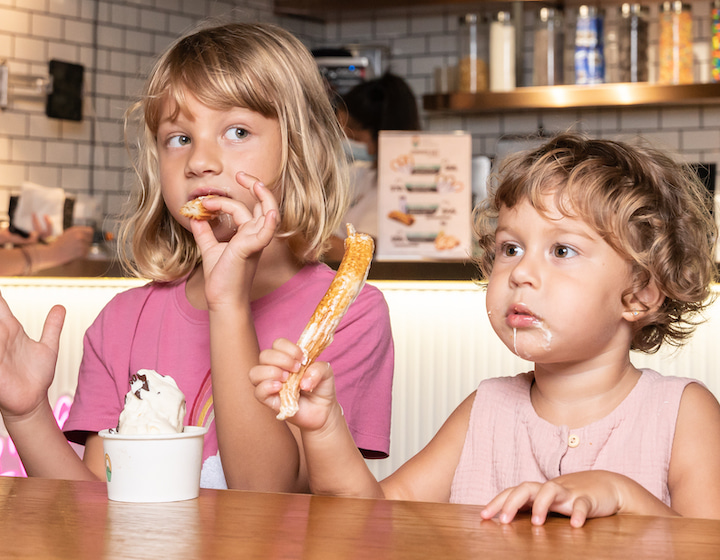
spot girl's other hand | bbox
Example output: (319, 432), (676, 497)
(250, 337), (339, 431)
(480, 471), (643, 528)
(0, 292), (65, 422)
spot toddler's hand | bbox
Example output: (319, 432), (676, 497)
(250, 337), (339, 430)
(0, 292), (65, 422)
(480, 471), (628, 528)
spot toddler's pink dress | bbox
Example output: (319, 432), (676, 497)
(450, 369), (695, 506)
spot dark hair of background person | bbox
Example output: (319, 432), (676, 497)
(340, 72), (421, 144)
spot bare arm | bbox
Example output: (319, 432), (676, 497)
(208, 290), (308, 492)
(380, 392), (474, 502)
(253, 340), (474, 500)
(0, 226), (93, 276)
(667, 382), (720, 518)
(0, 297), (99, 480)
(0, 247), (37, 276)
(192, 176), (308, 492)
(33, 226), (94, 271)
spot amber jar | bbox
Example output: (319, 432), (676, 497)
(659, 1), (692, 84)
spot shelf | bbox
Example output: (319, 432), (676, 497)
(274, 0), (510, 21)
(423, 83), (720, 114)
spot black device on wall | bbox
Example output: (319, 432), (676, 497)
(45, 59), (84, 121)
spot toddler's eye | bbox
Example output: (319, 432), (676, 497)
(167, 135), (190, 147)
(553, 245), (577, 258)
(226, 127), (249, 140)
(500, 242), (523, 258)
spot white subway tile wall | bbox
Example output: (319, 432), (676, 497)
(0, 0), (719, 233)
(0, 0), (276, 233)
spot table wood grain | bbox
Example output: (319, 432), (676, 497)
(0, 476), (718, 559)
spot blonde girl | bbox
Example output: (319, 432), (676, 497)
(0, 22), (394, 491)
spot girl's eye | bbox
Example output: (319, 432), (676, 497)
(500, 242), (523, 258)
(553, 245), (578, 258)
(226, 127), (249, 141)
(167, 135), (190, 148)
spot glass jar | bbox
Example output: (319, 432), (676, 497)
(659, 1), (692, 84)
(533, 7), (564, 86)
(457, 14), (488, 93)
(489, 11), (515, 91)
(618, 3), (649, 82)
(575, 5), (605, 85)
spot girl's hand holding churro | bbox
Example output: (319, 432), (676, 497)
(251, 338), (341, 431)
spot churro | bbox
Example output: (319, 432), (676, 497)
(180, 195), (221, 220)
(276, 224), (374, 420)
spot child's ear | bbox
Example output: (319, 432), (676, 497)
(622, 280), (665, 322)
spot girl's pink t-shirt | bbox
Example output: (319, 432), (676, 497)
(64, 262), (394, 486)
(450, 369), (695, 506)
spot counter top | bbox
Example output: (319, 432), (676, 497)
(1, 476), (719, 559)
(32, 256), (125, 278)
(30, 258), (482, 281)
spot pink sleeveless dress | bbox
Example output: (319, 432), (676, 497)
(450, 369), (696, 506)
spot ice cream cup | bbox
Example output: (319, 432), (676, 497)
(98, 426), (208, 503)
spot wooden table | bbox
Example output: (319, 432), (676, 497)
(0, 476), (718, 559)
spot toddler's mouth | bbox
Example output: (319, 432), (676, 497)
(506, 304), (541, 328)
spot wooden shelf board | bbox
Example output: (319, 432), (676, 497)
(423, 83), (720, 113)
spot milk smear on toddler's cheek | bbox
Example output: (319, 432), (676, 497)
(513, 320), (553, 361)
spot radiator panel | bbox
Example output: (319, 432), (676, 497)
(1, 278), (719, 483)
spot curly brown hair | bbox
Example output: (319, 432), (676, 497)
(474, 132), (717, 353)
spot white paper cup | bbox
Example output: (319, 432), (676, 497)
(98, 426), (208, 502)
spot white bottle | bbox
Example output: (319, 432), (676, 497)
(490, 11), (516, 92)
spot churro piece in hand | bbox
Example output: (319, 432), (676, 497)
(276, 224), (374, 420)
(180, 195), (221, 220)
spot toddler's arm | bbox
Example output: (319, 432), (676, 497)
(251, 338), (385, 498)
(254, 341), (477, 501)
(666, 382), (720, 518)
(0, 294), (98, 479)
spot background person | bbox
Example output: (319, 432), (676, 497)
(0, 213), (92, 276)
(0, 22), (394, 493)
(326, 72), (421, 261)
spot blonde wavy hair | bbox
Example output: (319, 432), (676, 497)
(119, 22), (350, 281)
(474, 132), (717, 353)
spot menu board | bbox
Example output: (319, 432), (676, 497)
(376, 131), (472, 260)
